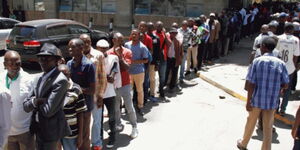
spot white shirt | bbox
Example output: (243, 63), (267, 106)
(86, 47), (104, 64)
(168, 41), (175, 58)
(276, 34), (300, 74)
(2, 70), (33, 136)
(103, 55), (121, 98)
(253, 33), (274, 51)
(0, 88), (11, 149)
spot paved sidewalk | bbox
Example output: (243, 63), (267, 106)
(199, 38), (299, 125)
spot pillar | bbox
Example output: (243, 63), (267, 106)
(115, 0), (133, 27)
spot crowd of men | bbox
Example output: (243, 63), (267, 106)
(1, 1), (300, 150)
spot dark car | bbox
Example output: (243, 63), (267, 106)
(6, 19), (108, 62)
(0, 17), (20, 50)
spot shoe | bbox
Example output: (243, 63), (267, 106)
(279, 110), (286, 116)
(237, 139), (247, 150)
(106, 139), (114, 149)
(291, 90), (296, 94)
(185, 71), (191, 76)
(179, 79), (184, 84)
(149, 96), (159, 102)
(130, 127), (138, 138)
(137, 108), (144, 116)
(115, 124), (123, 132)
(194, 68), (198, 74)
(92, 146), (102, 150)
(176, 85), (182, 91)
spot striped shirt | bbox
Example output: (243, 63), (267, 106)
(246, 53), (289, 110)
(63, 80), (87, 138)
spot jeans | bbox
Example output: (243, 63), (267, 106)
(61, 138), (76, 150)
(143, 64), (150, 101)
(179, 52), (187, 81)
(91, 106), (103, 147)
(102, 97), (116, 141)
(166, 57), (179, 89)
(280, 73), (294, 112)
(158, 59), (167, 95)
(291, 70), (298, 91)
(115, 85), (137, 127)
(197, 40), (206, 69)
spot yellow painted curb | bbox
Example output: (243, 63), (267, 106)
(198, 73), (294, 126)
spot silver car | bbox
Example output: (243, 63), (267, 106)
(0, 17), (20, 50)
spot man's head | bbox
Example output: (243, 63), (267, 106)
(147, 22), (154, 33)
(187, 18), (195, 27)
(68, 38), (84, 59)
(200, 15), (207, 23)
(130, 29), (140, 42)
(169, 27), (178, 39)
(96, 39), (110, 54)
(37, 43), (62, 73)
(112, 32), (124, 47)
(260, 24), (269, 34)
(261, 37), (277, 54)
(155, 21), (163, 32)
(4, 51), (21, 78)
(58, 64), (71, 79)
(284, 22), (294, 34)
(268, 21), (279, 34)
(209, 13), (216, 21)
(138, 21), (147, 33)
(171, 22), (179, 29)
(79, 34), (92, 54)
(181, 20), (188, 30)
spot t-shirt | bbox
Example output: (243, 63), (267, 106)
(276, 34), (300, 74)
(67, 56), (96, 111)
(63, 81), (87, 139)
(103, 55), (121, 98)
(124, 41), (149, 74)
(153, 30), (168, 61)
(148, 33), (160, 65)
(107, 47), (132, 86)
(142, 33), (153, 50)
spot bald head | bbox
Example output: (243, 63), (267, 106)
(4, 51), (20, 62)
(138, 21), (147, 33)
(156, 21), (164, 32)
(4, 51), (21, 78)
(79, 34), (92, 54)
(112, 32), (124, 47)
(261, 24), (269, 34)
(147, 22), (154, 32)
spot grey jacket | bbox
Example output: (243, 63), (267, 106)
(23, 68), (71, 142)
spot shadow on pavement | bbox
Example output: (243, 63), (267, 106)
(252, 129), (280, 144)
(102, 133), (133, 150)
(274, 116), (294, 129)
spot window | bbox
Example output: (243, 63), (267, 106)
(151, 0), (168, 15)
(68, 24), (89, 34)
(102, 0), (116, 12)
(186, 4), (202, 17)
(87, 0), (101, 12)
(35, 0), (45, 11)
(47, 25), (70, 37)
(60, 0), (73, 11)
(9, 26), (37, 40)
(167, 0), (185, 16)
(73, 0), (86, 11)
(135, 0), (150, 14)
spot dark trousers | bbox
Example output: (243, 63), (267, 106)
(166, 57), (179, 89)
(197, 40), (206, 69)
(7, 131), (35, 150)
(293, 127), (300, 150)
(207, 43), (214, 61)
(78, 111), (91, 150)
(158, 58), (167, 95)
(101, 97), (116, 141)
(291, 70), (298, 91)
(36, 136), (58, 150)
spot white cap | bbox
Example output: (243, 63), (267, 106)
(96, 39), (109, 48)
(293, 22), (300, 31)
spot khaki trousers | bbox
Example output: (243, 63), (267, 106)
(131, 73), (145, 108)
(186, 46), (198, 70)
(241, 107), (275, 150)
(5, 131), (35, 150)
(149, 65), (156, 96)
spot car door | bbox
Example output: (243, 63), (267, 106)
(46, 24), (72, 58)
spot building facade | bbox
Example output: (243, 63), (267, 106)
(1, 0), (258, 27)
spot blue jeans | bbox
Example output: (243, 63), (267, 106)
(61, 137), (77, 150)
(158, 59), (167, 94)
(179, 52), (187, 81)
(91, 106), (103, 147)
(144, 64), (150, 100)
(280, 73), (294, 112)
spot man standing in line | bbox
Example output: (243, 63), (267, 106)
(276, 23), (300, 116)
(154, 21), (168, 98)
(237, 37), (289, 150)
(125, 29), (149, 116)
(23, 43), (70, 150)
(107, 32), (139, 138)
(3, 51), (34, 150)
(186, 18), (198, 74)
(67, 39), (96, 150)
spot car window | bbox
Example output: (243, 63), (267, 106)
(2, 20), (18, 29)
(47, 25), (70, 37)
(68, 24), (89, 34)
(0, 22), (4, 29)
(9, 26), (36, 40)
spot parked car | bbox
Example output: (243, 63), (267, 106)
(6, 19), (108, 62)
(0, 17), (20, 50)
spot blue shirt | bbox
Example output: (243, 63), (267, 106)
(246, 53), (289, 110)
(67, 56), (96, 111)
(125, 41), (149, 74)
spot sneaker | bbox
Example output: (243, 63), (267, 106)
(106, 139), (114, 149)
(115, 124), (123, 132)
(92, 146), (102, 150)
(137, 108), (144, 116)
(130, 127), (138, 138)
(149, 96), (159, 102)
(194, 68), (198, 74)
(185, 71), (191, 76)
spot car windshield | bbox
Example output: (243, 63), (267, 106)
(9, 26), (36, 40)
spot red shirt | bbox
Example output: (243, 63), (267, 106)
(107, 47), (132, 86)
(154, 30), (168, 60)
(142, 33), (153, 50)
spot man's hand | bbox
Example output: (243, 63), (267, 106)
(96, 95), (103, 108)
(246, 102), (252, 112)
(77, 133), (83, 147)
(34, 98), (46, 106)
(107, 76), (114, 83)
